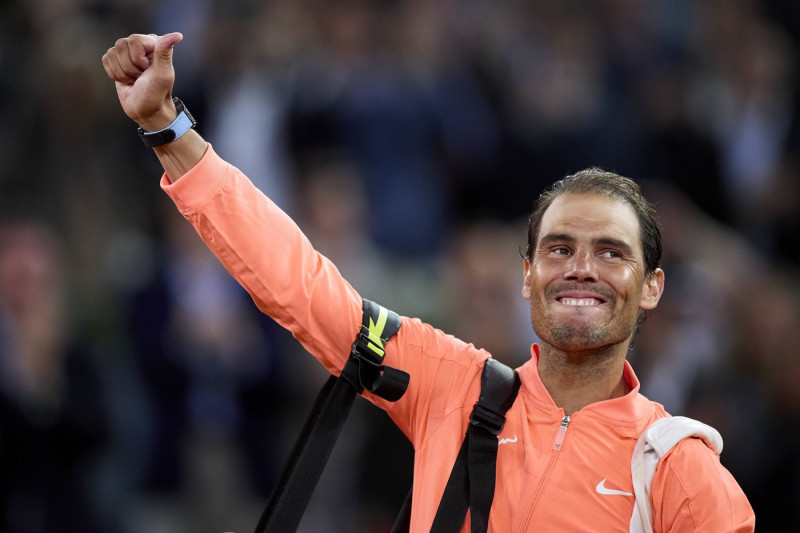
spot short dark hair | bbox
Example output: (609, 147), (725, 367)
(523, 167), (662, 275)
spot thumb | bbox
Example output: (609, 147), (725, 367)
(151, 32), (183, 70)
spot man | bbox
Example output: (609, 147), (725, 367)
(102, 33), (755, 531)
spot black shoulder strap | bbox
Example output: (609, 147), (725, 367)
(429, 358), (520, 533)
(254, 299), (408, 533)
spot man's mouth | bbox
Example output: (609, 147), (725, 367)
(548, 285), (612, 307)
(556, 297), (603, 307)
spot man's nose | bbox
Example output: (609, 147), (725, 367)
(564, 251), (598, 282)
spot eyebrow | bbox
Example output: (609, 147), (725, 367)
(538, 233), (635, 255)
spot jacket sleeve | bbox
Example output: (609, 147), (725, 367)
(161, 145), (365, 375)
(159, 144), (489, 443)
(650, 437), (755, 532)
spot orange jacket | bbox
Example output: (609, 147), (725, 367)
(162, 145), (755, 532)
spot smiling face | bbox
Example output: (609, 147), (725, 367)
(522, 192), (664, 353)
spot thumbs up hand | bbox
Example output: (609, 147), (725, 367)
(101, 33), (184, 131)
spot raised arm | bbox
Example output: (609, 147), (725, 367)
(100, 33), (490, 452)
(101, 33), (205, 181)
(102, 32), (367, 374)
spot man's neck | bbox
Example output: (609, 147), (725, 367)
(537, 343), (631, 416)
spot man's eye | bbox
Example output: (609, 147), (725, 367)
(552, 247), (571, 255)
(600, 250), (621, 259)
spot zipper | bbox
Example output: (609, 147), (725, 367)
(519, 414), (572, 530)
(552, 415), (571, 450)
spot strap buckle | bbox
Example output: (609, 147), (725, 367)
(468, 359), (520, 435)
(470, 403), (506, 435)
(348, 339), (409, 402)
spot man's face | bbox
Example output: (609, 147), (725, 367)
(522, 193), (664, 352)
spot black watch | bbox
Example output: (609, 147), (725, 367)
(137, 97), (197, 148)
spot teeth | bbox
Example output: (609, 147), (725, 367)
(560, 298), (599, 307)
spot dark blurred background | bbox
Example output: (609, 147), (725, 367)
(0, 0), (798, 531)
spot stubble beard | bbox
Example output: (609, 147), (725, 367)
(550, 320), (610, 349)
(533, 302), (633, 356)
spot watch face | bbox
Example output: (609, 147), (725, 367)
(173, 97), (196, 126)
(183, 107), (197, 126)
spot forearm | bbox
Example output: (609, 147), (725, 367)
(152, 128), (208, 182)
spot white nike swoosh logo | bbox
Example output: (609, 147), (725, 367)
(498, 434), (518, 445)
(595, 478), (633, 497)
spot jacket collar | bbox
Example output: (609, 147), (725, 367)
(516, 344), (661, 437)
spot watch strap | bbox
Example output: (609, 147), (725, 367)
(138, 97), (197, 148)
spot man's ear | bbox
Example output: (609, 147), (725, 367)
(522, 258), (533, 300)
(640, 268), (665, 310)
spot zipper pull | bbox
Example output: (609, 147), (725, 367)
(553, 415), (571, 451)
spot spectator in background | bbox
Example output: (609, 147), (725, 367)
(688, 1), (798, 257)
(444, 219), (533, 368)
(735, 270), (800, 530)
(124, 209), (289, 533)
(287, 0), (500, 259)
(0, 217), (109, 533)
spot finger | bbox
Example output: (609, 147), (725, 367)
(102, 47), (132, 84)
(110, 47), (138, 85)
(126, 33), (158, 71)
(101, 49), (115, 80)
(114, 37), (147, 81)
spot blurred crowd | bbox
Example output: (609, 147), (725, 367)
(0, 0), (799, 531)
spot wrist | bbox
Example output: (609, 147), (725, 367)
(137, 97), (197, 148)
(136, 99), (178, 133)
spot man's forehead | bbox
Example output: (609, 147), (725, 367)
(539, 193), (641, 245)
